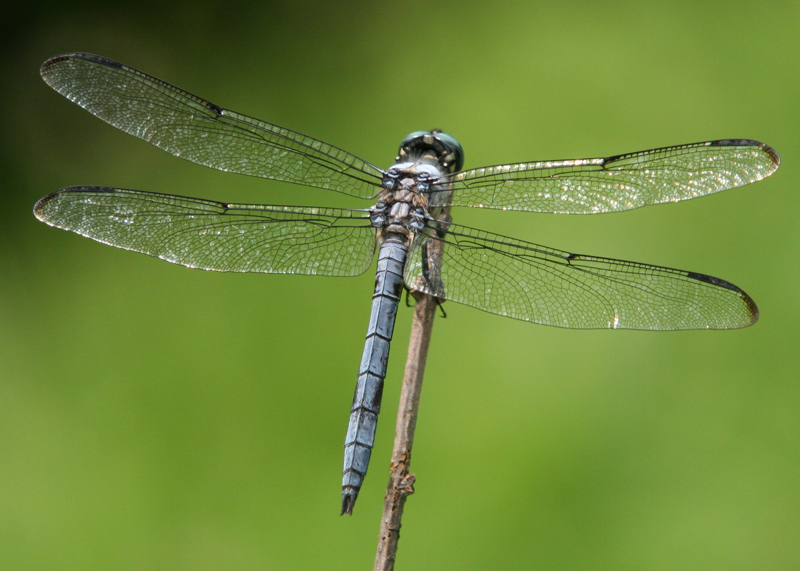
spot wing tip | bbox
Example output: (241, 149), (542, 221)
(40, 53), (122, 81)
(709, 139), (781, 171)
(686, 271), (759, 328)
(33, 186), (115, 223)
(746, 295), (760, 325)
(759, 142), (781, 170)
(32, 192), (57, 223)
(737, 286), (760, 326)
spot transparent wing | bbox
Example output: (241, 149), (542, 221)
(40, 53), (385, 198)
(405, 221), (757, 329)
(34, 187), (377, 276)
(436, 140), (779, 213)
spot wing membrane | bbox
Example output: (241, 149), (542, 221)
(438, 140), (779, 213)
(405, 221), (757, 329)
(40, 53), (384, 198)
(34, 187), (377, 276)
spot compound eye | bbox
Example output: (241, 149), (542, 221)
(434, 133), (465, 173)
(400, 131), (428, 148)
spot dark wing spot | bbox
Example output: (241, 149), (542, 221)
(204, 101), (224, 116)
(710, 138), (761, 147)
(688, 271), (759, 324)
(687, 271), (738, 291)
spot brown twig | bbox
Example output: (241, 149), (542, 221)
(373, 292), (439, 571)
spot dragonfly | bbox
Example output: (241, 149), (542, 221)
(35, 53), (780, 515)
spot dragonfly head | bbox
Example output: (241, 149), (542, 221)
(397, 130), (464, 173)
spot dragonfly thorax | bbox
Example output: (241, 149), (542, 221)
(371, 167), (436, 237)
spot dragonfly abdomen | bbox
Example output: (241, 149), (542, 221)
(341, 234), (408, 515)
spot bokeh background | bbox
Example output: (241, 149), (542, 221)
(1, 1), (798, 570)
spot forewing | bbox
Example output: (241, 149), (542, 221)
(40, 53), (384, 198)
(34, 187), (377, 276)
(439, 140), (779, 213)
(405, 221), (758, 329)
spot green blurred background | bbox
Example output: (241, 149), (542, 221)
(1, 1), (798, 570)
